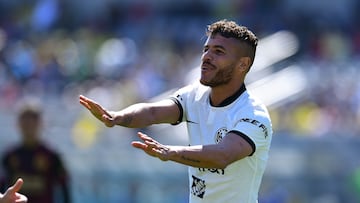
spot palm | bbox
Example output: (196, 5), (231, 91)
(132, 132), (170, 161)
(79, 95), (108, 121)
(2, 178), (27, 203)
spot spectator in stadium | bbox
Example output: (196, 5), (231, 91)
(0, 178), (27, 203)
(80, 19), (273, 203)
(1, 103), (71, 203)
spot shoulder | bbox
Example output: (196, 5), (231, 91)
(1, 146), (22, 165)
(2, 145), (22, 157)
(241, 90), (270, 117)
(174, 82), (209, 96)
(235, 90), (273, 134)
(171, 82), (210, 103)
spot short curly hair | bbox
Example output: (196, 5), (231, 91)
(207, 19), (258, 68)
(18, 102), (42, 121)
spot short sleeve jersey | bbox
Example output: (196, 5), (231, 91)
(170, 82), (273, 203)
(2, 144), (70, 203)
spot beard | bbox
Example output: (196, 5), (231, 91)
(200, 63), (235, 87)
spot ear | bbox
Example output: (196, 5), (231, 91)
(238, 57), (251, 72)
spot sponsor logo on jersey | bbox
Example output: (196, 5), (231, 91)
(198, 167), (225, 175)
(191, 175), (206, 198)
(237, 118), (269, 138)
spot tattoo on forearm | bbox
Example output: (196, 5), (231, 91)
(181, 155), (201, 163)
(120, 115), (133, 126)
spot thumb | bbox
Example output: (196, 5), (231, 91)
(102, 115), (115, 127)
(7, 178), (24, 194)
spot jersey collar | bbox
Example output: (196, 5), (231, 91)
(210, 84), (247, 107)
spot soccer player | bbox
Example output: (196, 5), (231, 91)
(0, 178), (27, 203)
(80, 19), (273, 203)
(1, 104), (71, 203)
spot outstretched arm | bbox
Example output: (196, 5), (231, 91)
(132, 132), (253, 169)
(79, 95), (180, 128)
(0, 178), (27, 203)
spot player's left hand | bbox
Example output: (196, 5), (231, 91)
(131, 132), (171, 161)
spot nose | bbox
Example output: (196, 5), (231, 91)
(201, 50), (212, 62)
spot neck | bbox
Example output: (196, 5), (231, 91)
(23, 138), (39, 148)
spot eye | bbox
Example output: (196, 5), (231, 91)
(215, 49), (225, 55)
(203, 47), (209, 53)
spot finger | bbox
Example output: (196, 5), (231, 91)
(137, 131), (147, 137)
(131, 141), (159, 157)
(15, 193), (28, 203)
(131, 141), (147, 149)
(79, 95), (92, 109)
(79, 95), (92, 102)
(87, 101), (113, 118)
(79, 100), (91, 110)
(143, 137), (160, 146)
(82, 99), (99, 110)
(8, 178), (24, 194)
(79, 95), (98, 109)
(80, 96), (112, 117)
(137, 132), (153, 141)
(79, 95), (89, 104)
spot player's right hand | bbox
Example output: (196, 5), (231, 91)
(1, 178), (28, 203)
(79, 95), (116, 127)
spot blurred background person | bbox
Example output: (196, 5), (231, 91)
(1, 102), (71, 203)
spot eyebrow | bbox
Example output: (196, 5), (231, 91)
(204, 45), (226, 50)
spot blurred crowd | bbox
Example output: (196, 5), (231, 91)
(0, 0), (360, 137)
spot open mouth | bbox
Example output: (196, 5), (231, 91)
(201, 62), (216, 70)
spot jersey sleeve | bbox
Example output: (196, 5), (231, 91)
(168, 97), (183, 125)
(168, 84), (195, 124)
(231, 117), (271, 155)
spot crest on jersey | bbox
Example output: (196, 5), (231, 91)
(215, 127), (228, 144)
(191, 175), (206, 198)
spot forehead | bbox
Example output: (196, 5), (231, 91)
(204, 34), (241, 50)
(19, 111), (40, 120)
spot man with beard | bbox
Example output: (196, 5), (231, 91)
(79, 19), (273, 203)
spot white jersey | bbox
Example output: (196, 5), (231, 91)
(170, 82), (273, 203)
